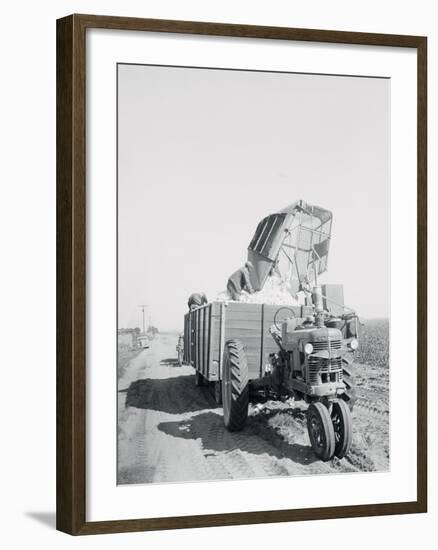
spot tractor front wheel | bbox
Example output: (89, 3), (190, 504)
(222, 339), (249, 431)
(307, 402), (335, 461)
(331, 399), (353, 458)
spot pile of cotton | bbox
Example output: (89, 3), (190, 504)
(216, 274), (299, 305)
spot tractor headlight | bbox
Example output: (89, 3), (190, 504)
(349, 338), (359, 350)
(304, 343), (314, 355)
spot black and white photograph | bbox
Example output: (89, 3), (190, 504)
(116, 63), (390, 485)
(0, 0), (431, 544)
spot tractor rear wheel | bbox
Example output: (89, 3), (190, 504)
(222, 339), (249, 431)
(307, 402), (336, 461)
(331, 399), (353, 458)
(342, 358), (357, 410)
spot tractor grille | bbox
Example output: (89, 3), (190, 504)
(312, 339), (341, 351)
(307, 355), (342, 385)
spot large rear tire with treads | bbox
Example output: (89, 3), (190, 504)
(342, 358), (357, 410)
(222, 339), (249, 431)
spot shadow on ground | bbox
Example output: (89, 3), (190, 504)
(25, 512), (56, 529)
(120, 375), (220, 415)
(158, 410), (317, 466)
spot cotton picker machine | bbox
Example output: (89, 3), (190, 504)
(184, 200), (359, 461)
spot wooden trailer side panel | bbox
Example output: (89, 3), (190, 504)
(208, 302), (223, 382)
(223, 303), (264, 380)
(183, 303), (221, 381)
(184, 302), (305, 382)
(223, 303), (302, 380)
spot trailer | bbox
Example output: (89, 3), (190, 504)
(183, 301), (313, 399)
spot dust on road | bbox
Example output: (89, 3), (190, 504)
(118, 333), (389, 485)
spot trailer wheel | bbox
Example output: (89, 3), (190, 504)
(307, 402), (335, 461)
(222, 339), (249, 431)
(342, 358), (357, 410)
(213, 381), (222, 405)
(331, 399), (353, 458)
(195, 370), (205, 386)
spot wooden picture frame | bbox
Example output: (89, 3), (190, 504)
(57, 13), (427, 535)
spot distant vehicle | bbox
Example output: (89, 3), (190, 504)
(147, 325), (159, 339)
(137, 335), (150, 349)
(176, 334), (184, 366)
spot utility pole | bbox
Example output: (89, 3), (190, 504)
(139, 305), (148, 334)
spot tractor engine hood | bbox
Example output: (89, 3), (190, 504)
(281, 324), (342, 351)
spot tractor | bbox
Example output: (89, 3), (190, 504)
(186, 200), (359, 461)
(234, 285), (359, 461)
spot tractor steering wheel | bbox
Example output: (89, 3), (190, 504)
(273, 307), (296, 331)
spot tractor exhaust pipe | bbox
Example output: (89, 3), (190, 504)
(312, 285), (325, 327)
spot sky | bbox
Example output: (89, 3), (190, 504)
(117, 64), (390, 332)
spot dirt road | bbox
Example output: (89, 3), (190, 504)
(118, 333), (389, 485)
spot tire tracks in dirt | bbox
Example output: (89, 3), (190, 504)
(118, 334), (389, 484)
